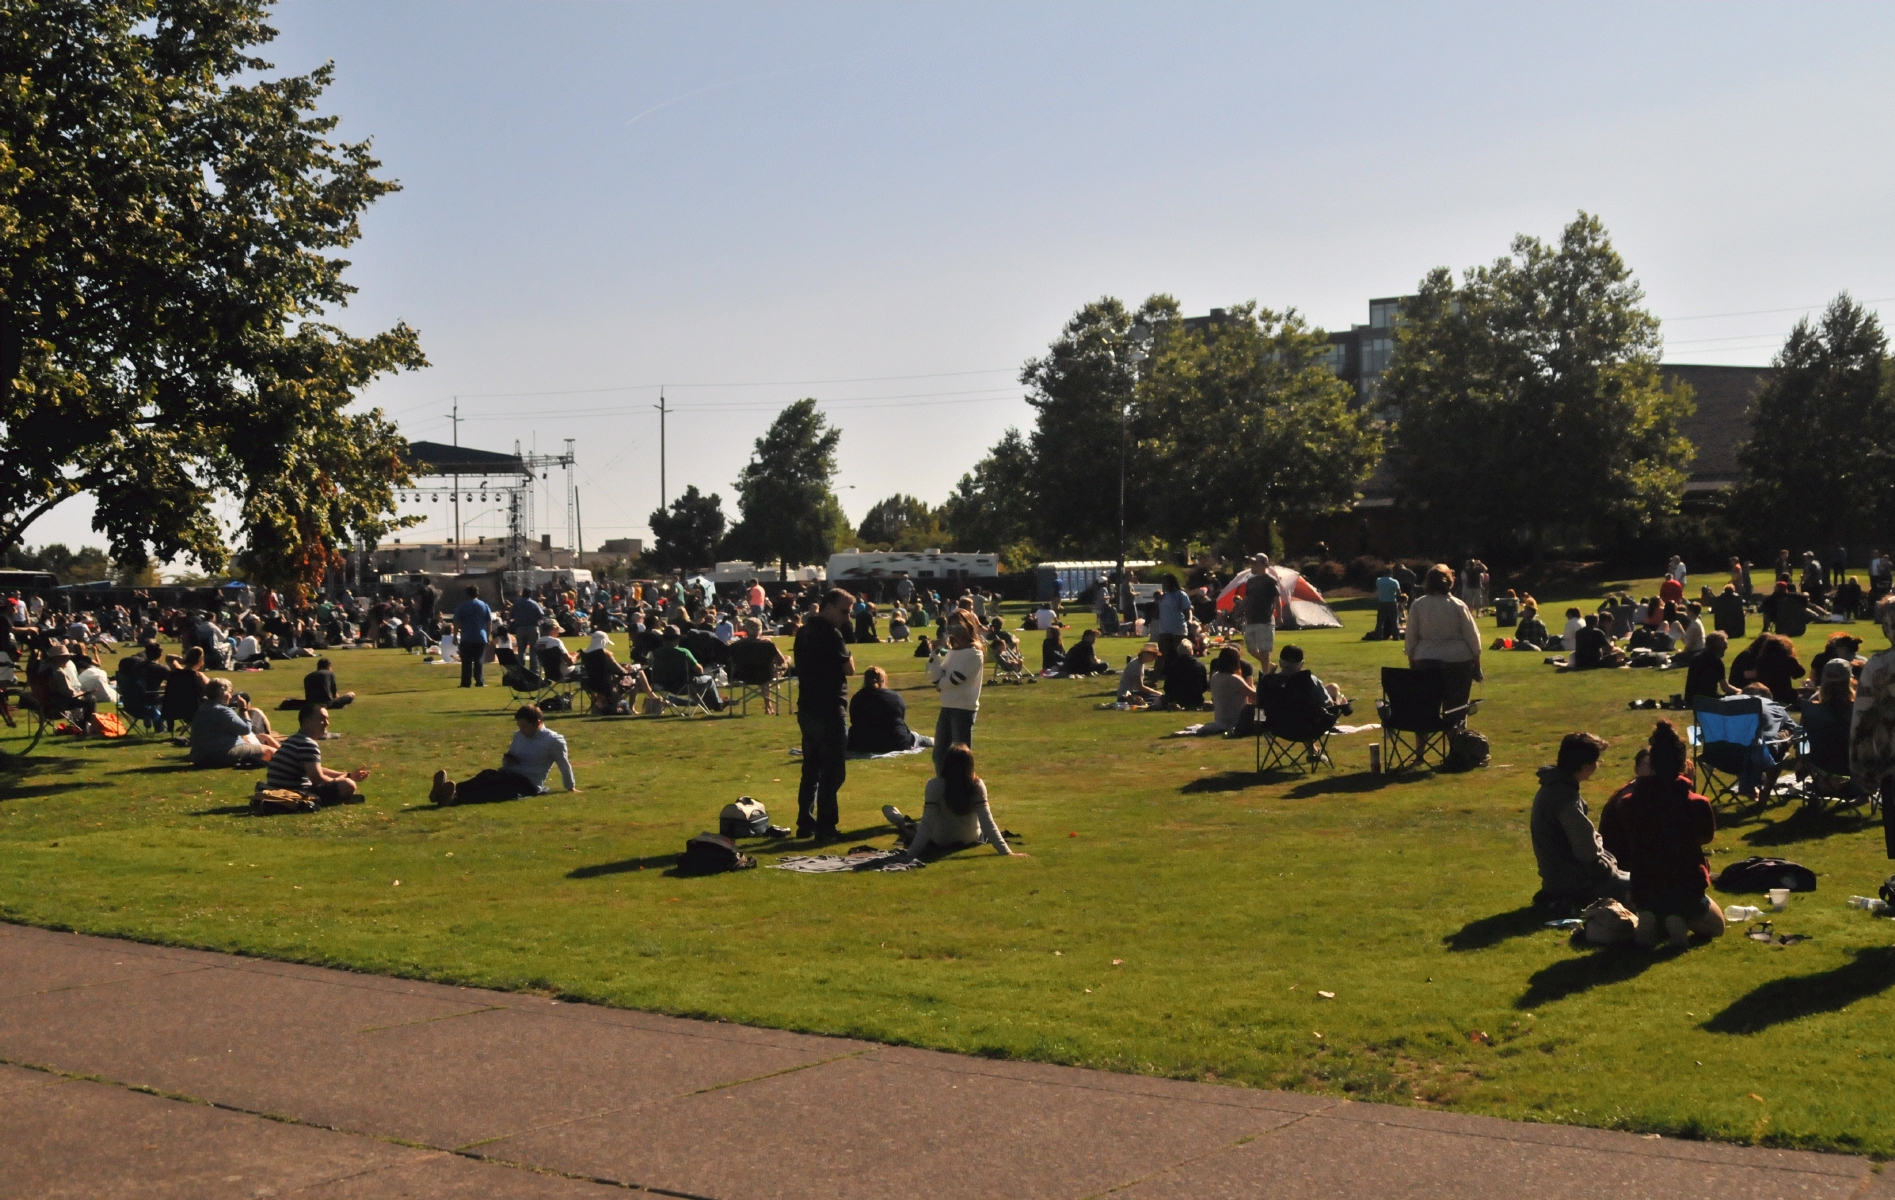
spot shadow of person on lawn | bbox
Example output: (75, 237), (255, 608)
(1444, 906), (1545, 952)
(1702, 947), (1895, 1034)
(1738, 805), (1876, 847)
(569, 825), (895, 879)
(1515, 948), (1658, 1009)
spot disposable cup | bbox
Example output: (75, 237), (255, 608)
(1768, 888), (1790, 910)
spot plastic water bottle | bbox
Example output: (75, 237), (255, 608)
(1723, 905), (1764, 922)
(1848, 896), (1891, 914)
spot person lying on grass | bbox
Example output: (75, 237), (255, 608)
(264, 705), (369, 805)
(429, 704), (578, 805)
(1530, 731), (1631, 914)
(881, 743), (1022, 859)
(1118, 644), (1162, 707)
(1609, 720), (1724, 949)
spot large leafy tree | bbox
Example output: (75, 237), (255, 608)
(1019, 296), (1177, 557)
(644, 485), (726, 572)
(1380, 212), (1692, 556)
(1726, 295), (1895, 552)
(939, 427), (1035, 557)
(0, 0), (425, 595)
(857, 494), (931, 546)
(1138, 303), (1379, 552)
(725, 399), (843, 574)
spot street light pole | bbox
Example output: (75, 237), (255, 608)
(1116, 325), (1151, 616)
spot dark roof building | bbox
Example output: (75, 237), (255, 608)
(1662, 364), (1770, 497)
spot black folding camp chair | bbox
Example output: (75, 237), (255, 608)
(1253, 673), (1338, 774)
(1377, 667), (1478, 773)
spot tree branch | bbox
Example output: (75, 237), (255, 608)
(0, 490), (76, 555)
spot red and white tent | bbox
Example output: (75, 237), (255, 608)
(1215, 566), (1343, 630)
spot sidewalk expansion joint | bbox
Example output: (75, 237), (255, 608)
(356, 1004), (507, 1034)
(1087, 1110), (1326, 1198)
(868, 1050), (1347, 1117)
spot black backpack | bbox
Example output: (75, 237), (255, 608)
(719, 797), (771, 839)
(678, 832), (756, 875)
(1442, 730), (1490, 772)
(1713, 856), (1818, 893)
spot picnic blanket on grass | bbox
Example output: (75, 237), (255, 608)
(771, 848), (924, 873)
(788, 743), (931, 761)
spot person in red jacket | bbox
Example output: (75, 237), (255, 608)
(1610, 720), (1725, 949)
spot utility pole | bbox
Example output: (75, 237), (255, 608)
(448, 397), (461, 546)
(654, 387), (668, 511)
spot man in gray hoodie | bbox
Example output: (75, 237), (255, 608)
(1530, 732), (1631, 912)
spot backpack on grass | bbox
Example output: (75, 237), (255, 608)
(720, 797), (771, 838)
(251, 787), (317, 814)
(679, 832), (756, 875)
(1442, 730), (1490, 772)
(1713, 856), (1817, 893)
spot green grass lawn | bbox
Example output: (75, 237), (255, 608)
(4, 584), (1893, 1156)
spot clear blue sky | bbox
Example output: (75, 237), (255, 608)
(33, 1), (1895, 560)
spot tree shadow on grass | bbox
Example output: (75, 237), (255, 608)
(1444, 906), (1545, 952)
(1, 780), (94, 800)
(1739, 805), (1876, 846)
(1515, 947), (1658, 1009)
(1703, 947), (1895, 1034)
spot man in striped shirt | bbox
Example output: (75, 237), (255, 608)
(265, 706), (369, 805)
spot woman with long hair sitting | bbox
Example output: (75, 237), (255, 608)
(1617, 721), (1725, 949)
(881, 743), (1022, 859)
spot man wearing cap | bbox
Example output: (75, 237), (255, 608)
(1118, 643), (1162, 707)
(1242, 553), (1279, 674)
(1274, 644), (1350, 719)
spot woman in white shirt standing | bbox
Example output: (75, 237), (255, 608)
(926, 610), (985, 774)
(1403, 563), (1483, 710)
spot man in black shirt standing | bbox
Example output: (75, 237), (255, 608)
(793, 588), (856, 841)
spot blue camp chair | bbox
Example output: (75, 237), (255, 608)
(1690, 696), (1791, 808)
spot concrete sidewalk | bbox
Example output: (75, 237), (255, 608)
(0, 922), (1881, 1199)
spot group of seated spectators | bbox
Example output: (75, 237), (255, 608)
(1531, 724), (1724, 948)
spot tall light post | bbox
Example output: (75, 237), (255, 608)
(1116, 323), (1152, 615)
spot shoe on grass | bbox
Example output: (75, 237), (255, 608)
(429, 770), (456, 806)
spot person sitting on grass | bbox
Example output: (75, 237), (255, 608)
(428, 704), (577, 805)
(1161, 638), (1209, 710)
(263, 705), (369, 804)
(847, 665), (933, 754)
(303, 657), (355, 711)
(1682, 631), (1734, 707)
(1203, 646), (1255, 735)
(1597, 746), (1652, 865)
(1055, 628), (1112, 677)
(189, 679), (278, 767)
(1568, 614), (1625, 670)
(1042, 625), (1066, 675)
(1530, 732), (1631, 913)
(1118, 643), (1162, 707)
(1513, 602), (1549, 651)
(881, 743), (1021, 860)
(1613, 721), (1725, 949)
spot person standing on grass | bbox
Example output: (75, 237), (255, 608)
(1242, 553), (1279, 675)
(1403, 564), (1482, 711)
(266, 706), (369, 804)
(429, 704), (577, 805)
(927, 610), (985, 773)
(1373, 564), (1403, 640)
(1155, 576), (1191, 665)
(453, 586), (492, 688)
(793, 588), (856, 840)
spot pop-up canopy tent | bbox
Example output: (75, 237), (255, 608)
(1215, 566), (1343, 630)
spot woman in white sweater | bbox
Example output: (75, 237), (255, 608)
(926, 611), (985, 774)
(1402, 563), (1483, 710)
(883, 744), (1022, 858)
